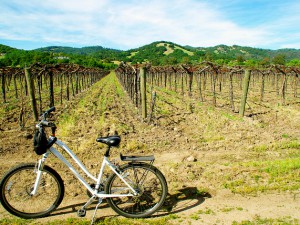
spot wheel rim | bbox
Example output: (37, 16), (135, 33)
(2, 167), (61, 215)
(108, 165), (165, 216)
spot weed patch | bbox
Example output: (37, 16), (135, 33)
(0, 216), (176, 225)
(222, 158), (300, 194)
(232, 216), (299, 225)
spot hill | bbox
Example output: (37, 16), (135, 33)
(1, 41), (300, 66)
(33, 41), (300, 64)
(0, 44), (17, 54)
(121, 41), (202, 65)
(196, 44), (300, 61)
(36, 45), (123, 57)
(34, 41), (202, 65)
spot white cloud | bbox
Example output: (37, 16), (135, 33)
(90, 0), (270, 48)
(0, 0), (299, 49)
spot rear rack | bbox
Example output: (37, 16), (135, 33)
(120, 154), (155, 162)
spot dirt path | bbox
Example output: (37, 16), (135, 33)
(1, 188), (298, 224)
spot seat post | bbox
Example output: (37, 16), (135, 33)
(104, 146), (111, 157)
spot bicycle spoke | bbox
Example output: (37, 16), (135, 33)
(0, 164), (64, 218)
(106, 163), (167, 217)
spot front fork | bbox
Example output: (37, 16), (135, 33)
(30, 152), (50, 196)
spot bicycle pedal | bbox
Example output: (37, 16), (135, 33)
(77, 208), (86, 217)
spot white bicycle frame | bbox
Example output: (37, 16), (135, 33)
(31, 137), (138, 198)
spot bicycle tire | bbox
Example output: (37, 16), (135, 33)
(105, 162), (168, 218)
(0, 163), (64, 218)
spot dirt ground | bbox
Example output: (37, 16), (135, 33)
(0, 72), (299, 224)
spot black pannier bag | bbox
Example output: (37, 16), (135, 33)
(33, 128), (49, 155)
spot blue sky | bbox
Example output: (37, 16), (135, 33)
(1, 0), (300, 50)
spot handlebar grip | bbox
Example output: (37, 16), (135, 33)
(46, 107), (56, 114)
(40, 120), (56, 127)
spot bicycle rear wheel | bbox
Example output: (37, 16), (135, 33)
(105, 163), (168, 218)
(0, 163), (64, 218)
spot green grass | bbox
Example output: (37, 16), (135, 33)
(196, 208), (215, 215)
(190, 213), (200, 220)
(0, 216), (177, 225)
(232, 216), (299, 225)
(125, 139), (147, 151)
(220, 207), (236, 213)
(57, 72), (113, 135)
(221, 112), (243, 121)
(252, 140), (300, 153)
(0, 217), (33, 225)
(252, 144), (269, 153)
(223, 157), (300, 194)
(57, 113), (79, 136)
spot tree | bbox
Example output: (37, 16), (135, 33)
(287, 59), (300, 67)
(259, 57), (270, 66)
(204, 52), (214, 61)
(244, 59), (258, 68)
(236, 55), (245, 65)
(272, 54), (286, 65)
(181, 56), (191, 64)
(215, 59), (226, 65)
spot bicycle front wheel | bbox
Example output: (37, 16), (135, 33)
(105, 163), (168, 218)
(0, 163), (64, 218)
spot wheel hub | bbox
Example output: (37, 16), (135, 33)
(134, 184), (144, 197)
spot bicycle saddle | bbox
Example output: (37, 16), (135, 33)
(96, 136), (121, 147)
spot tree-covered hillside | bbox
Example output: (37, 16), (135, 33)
(1, 41), (300, 67)
(197, 44), (300, 64)
(0, 45), (117, 69)
(36, 45), (127, 62)
(0, 44), (17, 54)
(122, 41), (205, 65)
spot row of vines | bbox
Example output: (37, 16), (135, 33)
(0, 63), (109, 127)
(116, 62), (299, 117)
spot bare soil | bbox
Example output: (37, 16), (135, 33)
(0, 72), (299, 224)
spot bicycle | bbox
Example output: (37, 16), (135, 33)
(0, 107), (168, 223)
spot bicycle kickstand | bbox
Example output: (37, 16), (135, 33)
(91, 198), (103, 225)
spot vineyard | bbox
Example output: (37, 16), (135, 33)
(0, 63), (109, 127)
(116, 62), (299, 119)
(0, 61), (300, 224)
(1, 62), (299, 126)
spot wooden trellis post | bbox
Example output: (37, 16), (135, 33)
(229, 72), (235, 111)
(1, 70), (6, 103)
(25, 68), (38, 121)
(49, 70), (54, 107)
(13, 73), (18, 98)
(140, 66), (147, 119)
(239, 69), (251, 117)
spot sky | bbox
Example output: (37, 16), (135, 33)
(0, 0), (300, 51)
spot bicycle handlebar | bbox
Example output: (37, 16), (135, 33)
(38, 107), (56, 128)
(46, 106), (56, 115)
(41, 106), (55, 120)
(40, 106), (55, 121)
(40, 120), (56, 127)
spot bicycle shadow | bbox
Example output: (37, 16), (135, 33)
(50, 187), (211, 219)
(157, 186), (212, 216)
(49, 200), (112, 218)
